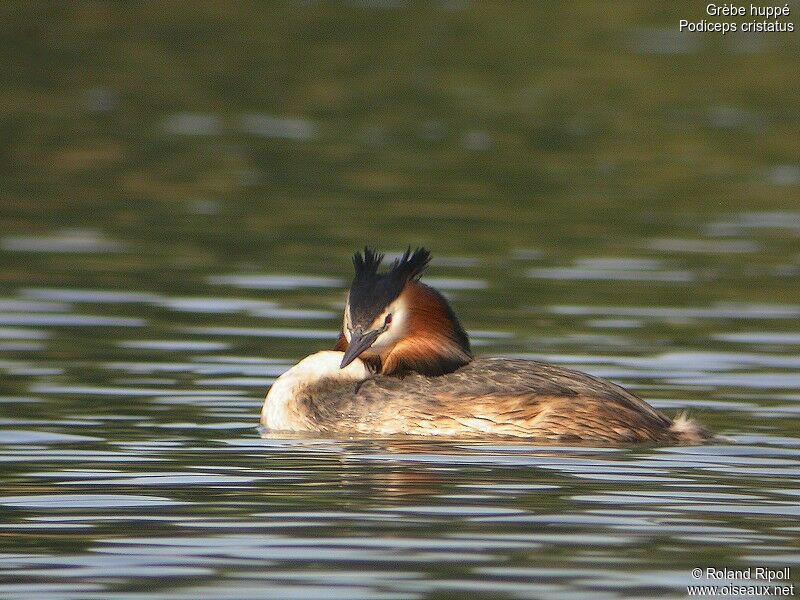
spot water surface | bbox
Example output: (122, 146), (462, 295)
(1, 2), (799, 598)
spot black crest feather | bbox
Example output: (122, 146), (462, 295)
(347, 246), (432, 329)
(390, 247), (431, 282)
(352, 247), (385, 280)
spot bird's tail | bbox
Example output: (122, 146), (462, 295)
(668, 412), (729, 444)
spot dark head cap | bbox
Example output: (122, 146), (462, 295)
(347, 246), (431, 330)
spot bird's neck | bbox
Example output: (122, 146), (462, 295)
(380, 282), (472, 376)
(262, 351), (369, 430)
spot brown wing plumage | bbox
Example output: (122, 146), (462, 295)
(296, 358), (697, 443)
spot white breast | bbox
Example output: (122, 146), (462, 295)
(261, 351), (370, 431)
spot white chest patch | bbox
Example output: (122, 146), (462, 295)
(261, 351), (370, 431)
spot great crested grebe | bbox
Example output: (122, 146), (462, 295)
(261, 247), (717, 444)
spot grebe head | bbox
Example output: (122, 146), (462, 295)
(336, 247), (472, 376)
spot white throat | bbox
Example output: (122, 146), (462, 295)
(261, 351), (370, 430)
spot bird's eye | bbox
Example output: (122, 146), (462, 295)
(384, 314), (393, 326)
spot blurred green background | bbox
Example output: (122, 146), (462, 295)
(1, 8), (799, 595)
(1, 2), (798, 302)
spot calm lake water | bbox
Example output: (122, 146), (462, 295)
(2, 3), (800, 599)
